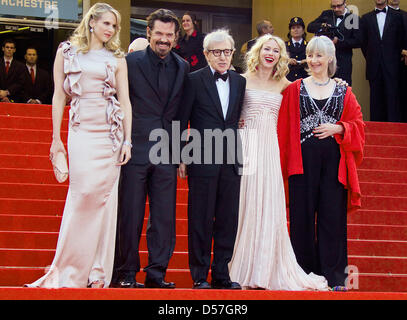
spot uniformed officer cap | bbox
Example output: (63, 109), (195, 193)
(289, 17), (305, 29)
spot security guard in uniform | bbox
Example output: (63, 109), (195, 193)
(285, 17), (308, 81)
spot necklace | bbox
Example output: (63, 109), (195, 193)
(311, 77), (330, 86)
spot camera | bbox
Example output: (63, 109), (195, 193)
(316, 24), (344, 41)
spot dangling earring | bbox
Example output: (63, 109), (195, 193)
(90, 27), (94, 33)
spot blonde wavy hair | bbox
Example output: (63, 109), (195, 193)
(245, 34), (289, 81)
(69, 2), (124, 57)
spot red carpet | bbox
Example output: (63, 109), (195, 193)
(1, 102), (407, 299)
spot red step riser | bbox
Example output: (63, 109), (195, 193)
(362, 195), (407, 211)
(2, 181), (407, 200)
(8, 209), (405, 232)
(348, 240), (407, 257)
(0, 219), (407, 247)
(0, 104), (68, 118)
(360, 182), (407, 197)
(349, 256), (407, 274)
(0, 142), (50, 156)
(359, 157), (407, 171)
(0, 249), (190, 270)
(2, 268), (407, 292)
(0, 129), (68, 143)
(0, 116), (69, 131)
(365, 133), (407, 147)
(347, 224), (407, 241)
(1, 248), (406, 276)
(0, 183), (189, 203)
(358, 170), (407, 184)
(364, 145), (407, 159)
(0, 169), (66, 184)
(0, 231), (189, 253)
(0, 168), (189, 189)
(2, 268), (406, 292)
(0, 155), (50, 170)
(0, 268), (194, 288)
(348, 210), (407, 226)
(2, 230), (405, 258)
(0, 199), (189, 217)
(364, 122), (407, 135)
(0, 214), (190, 233)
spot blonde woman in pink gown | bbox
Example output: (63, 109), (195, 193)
(26, 3), (132, 288)
(228, 34), (329, 291)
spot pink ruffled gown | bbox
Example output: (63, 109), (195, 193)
(26, 42), (124, 288)
(229, 89), (330, 291)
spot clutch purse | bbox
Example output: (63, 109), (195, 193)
(52, 151), (69, 183)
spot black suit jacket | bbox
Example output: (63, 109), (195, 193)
(308, 9), (361, 83)
(20, 66), (51, 104)
(360, 8), (407, 80)
(0, 58), (26, 102)
(126, 47), (190, 165)
(178, 66), (246, 177)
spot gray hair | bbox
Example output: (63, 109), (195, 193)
(306, 35), (337, 77)
(203, 29), (235, 52)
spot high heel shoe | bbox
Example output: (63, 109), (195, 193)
(89, 280), (105, 288)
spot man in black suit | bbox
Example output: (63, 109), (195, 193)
(21, 47), (51, 104)
(0, 39), (25, 103)
(112, 9), (190, 289)
(388, 0), (407, 122)
(178, 29), (246, 290)
(360, 0), (407, 122)
(307, 0), (361, 85)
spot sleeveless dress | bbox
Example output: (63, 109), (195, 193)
(26, 42), (124, 288)
(228, 88), (330, 291)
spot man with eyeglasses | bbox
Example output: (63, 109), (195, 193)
(307, 0), (361, 85)
(360, 0), (407, 122)
(0, 39), (25, 103)
(177, 29), (246, 290)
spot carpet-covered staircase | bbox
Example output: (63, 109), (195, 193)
(0, 103), (406, 292)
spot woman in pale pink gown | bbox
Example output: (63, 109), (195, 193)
(26, 3), (132, 288)
(229, 34), (329, 291)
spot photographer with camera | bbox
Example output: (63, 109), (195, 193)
(307, 0), (360, 85)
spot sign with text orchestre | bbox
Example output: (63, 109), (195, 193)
(0, 0), (79, 20)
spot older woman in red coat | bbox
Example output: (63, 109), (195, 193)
(277, 36), (365, 290)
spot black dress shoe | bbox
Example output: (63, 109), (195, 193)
(145, 279), (176, 289)
(211, 279), (242, 290)
(193, 281), (211, 289)
(111, 280), (145, 288)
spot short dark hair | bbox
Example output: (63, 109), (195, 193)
(147, 8), (180, 34)
(26, 46), (38, 53)
(2, 39), (16, 48)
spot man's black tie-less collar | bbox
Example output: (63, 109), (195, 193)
(214, 71), (229, 82)
(375, 7), (387, 14)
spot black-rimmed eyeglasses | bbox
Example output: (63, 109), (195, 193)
(208, 49), (234, 57)
(331, 2), (345, 9)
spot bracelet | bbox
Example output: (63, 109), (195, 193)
(123, 140), (132, 148)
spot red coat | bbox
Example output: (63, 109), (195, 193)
(277, 79), (365, 213)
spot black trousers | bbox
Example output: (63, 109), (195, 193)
(112, 163), (177, 282)
(369, 63), (401, 122)
(187, 164), (241, 283)
(288, 137), (348, 287)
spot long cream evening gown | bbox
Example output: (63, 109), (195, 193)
(26, 42), (124, 288)
(229, 88), (329, 291)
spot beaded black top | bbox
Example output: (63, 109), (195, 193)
(299, 80), (346, 143)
